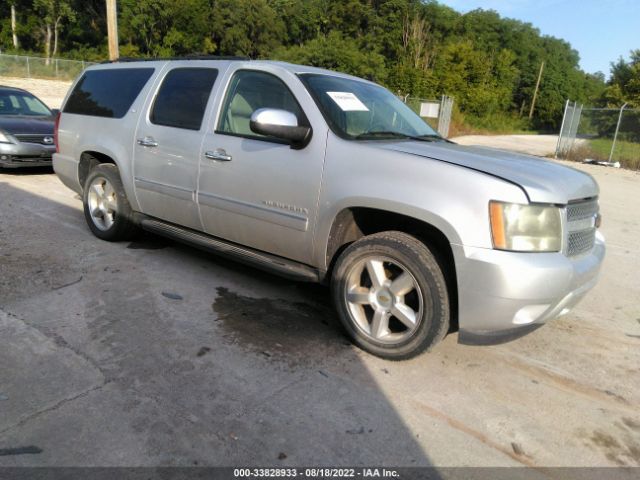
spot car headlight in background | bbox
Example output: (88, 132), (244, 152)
(0, 130), (14, 144)
(489, 201), (562, 252)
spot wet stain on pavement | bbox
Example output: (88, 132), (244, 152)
(212, 286), (348, 365)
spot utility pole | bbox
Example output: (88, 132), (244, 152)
(528, 61), (545, 119)
(106, 0), (119, 61)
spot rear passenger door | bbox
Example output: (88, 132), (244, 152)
(133, 66), (219, 230)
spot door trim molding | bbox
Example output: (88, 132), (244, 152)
(134, 176), (193, 202)
(197, 191), (309, 232)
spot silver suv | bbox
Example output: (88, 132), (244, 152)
(53, 59), (605, 359)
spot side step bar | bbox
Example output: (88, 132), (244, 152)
(140, 218), (320, 282)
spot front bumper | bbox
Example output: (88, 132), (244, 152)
(0, 142), (55, 168)
(453, 231), (605, 345)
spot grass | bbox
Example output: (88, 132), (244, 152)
(566, 138), (640, 170)
(448, 111), (538, 137)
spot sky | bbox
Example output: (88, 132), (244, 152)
(438, 0), (639, 76)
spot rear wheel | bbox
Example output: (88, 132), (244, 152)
(83, 163), (139, 241)
(331, 231), (449, 360)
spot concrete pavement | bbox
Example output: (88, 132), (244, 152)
(0, 165), (639, 467)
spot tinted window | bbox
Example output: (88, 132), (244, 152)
(150, 68), (218, 131)
(64, 68), (154, 118)
(218, 70), (305, 138)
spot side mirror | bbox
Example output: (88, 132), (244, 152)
(249, 108), (311, 149)
(50, 108), (60, 117)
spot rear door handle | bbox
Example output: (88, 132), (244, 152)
(205, 149), (232, 162)
(137, 136), (158, 147)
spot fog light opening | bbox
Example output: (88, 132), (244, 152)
(513, 304), (550, 325)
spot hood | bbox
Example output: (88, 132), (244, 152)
(379, 141), (598, 204)
(0, 115), (55, 135)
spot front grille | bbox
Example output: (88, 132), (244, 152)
(567, 199), (598, 222)
(566, 199), (598, 257)
(568, 229), (596, 256)
(14, 134), (54, 145)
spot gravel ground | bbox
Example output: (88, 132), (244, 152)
(451, 134), (563, 157)
(0, 161), (638, 468)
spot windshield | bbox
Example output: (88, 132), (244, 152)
(0, 90), (52, 116)
(299, 73), (439, 141)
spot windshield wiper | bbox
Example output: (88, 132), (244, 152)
(354, 130), (443, 142)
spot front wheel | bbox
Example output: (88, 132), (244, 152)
(83, 163), (139, 241)
(331, 231), (450, 360)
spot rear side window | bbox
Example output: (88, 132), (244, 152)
(150, 68), (218, 131)
(64, 68), (154, 118)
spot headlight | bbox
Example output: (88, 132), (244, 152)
(0, 130), (14, 143)
(489, 201), (562, 252)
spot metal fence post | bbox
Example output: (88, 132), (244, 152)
(568, 102), (583, 154)
(560, 101), (576, 158)
(609, 103), (628, 162)
(555, 99), (570, 158)
(25, 56), (30, 78)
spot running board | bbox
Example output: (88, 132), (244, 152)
(140, 218), (320, 282)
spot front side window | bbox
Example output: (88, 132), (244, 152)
(64, 68), (154, 118)
(151, 68), (218, 131)
(218, 70), (305, 140)
(299, 73), (440, 141)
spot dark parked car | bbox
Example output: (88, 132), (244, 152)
(0, 86), (58, 168)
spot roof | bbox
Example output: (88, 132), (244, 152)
(94, 57), (375, 84)
(0, 85), (29, 94)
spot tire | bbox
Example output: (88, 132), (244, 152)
(331, 231), (449, 360)
(82, 163), (139, 241)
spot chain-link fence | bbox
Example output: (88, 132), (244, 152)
(402, 95), (454, 138)
(555, 100), (640, 170)
(0, 53), (93, 81)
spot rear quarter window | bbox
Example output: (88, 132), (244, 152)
(64, 68), (154, 118)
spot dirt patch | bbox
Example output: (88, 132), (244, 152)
(587, 422), (640, 466)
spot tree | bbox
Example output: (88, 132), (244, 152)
(119, 0), (215, 57)
(34, 0), (75, 62)
(603, 50), (640, 108)
(209, 0), (285, 58)
(273, 31), (387, 82)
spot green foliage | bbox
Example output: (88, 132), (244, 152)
(602, 50), (640, 108)
(119, 0), (216, 57)
(273, 31), (387, 82)
(0, 0), (616, 131)
(465, 112), (532, 134)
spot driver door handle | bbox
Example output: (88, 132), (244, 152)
(205, 149), (232, 162)
(137, 136), (158, 147)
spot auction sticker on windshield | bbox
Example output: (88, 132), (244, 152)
(326, 91), (369, 111)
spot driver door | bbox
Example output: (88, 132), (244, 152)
(197, 68), (325, 264)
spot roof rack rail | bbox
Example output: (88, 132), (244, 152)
(100, 55), (251, 64)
